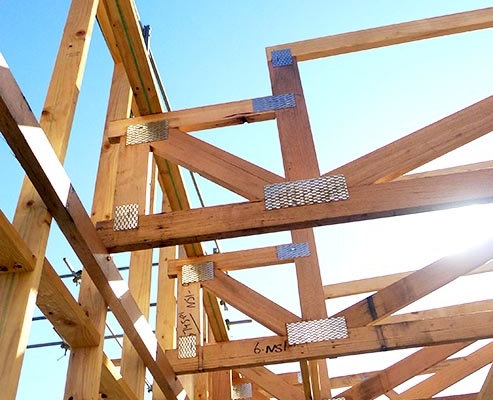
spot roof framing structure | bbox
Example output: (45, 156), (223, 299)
(0, 2), (492, 400)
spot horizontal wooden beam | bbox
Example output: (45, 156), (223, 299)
(167, 311), (493, 374)
(266, 8), (493, 61)
(151, 128), (283, 201)
(0, 55), (185, 400)
(107, 97), (276, 142)
(96, 168), (493, 252)
(327, 95), (493, 186)
(168, 243), (300, 278)
(0, 210), (36, 273)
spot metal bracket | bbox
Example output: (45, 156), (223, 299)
(232, 383), (253, 399)
(277, 243), (310, 260)
(113, 204), (139, 231)
(177, 335), (197, 359)
(271, 48), (293, 67)
(181, 261), (214, 285)
(252, 93), (296, 113)
(126, 120), (169, 145)
(286, 316), (349, 345)
(264, 174), (349, 210)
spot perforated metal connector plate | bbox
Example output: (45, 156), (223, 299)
(252, 93), (296, 113)
(177, 335), (197, 359)
(277, 243), (310, 260)
(271, 49), (293, 67)
(182, 261), (214, 285)
(286, 316), (348, 345)
(264, 174), (349, 210)
(113, 204), (139, 231)
(232, 383), (252, 399)
(126, 120), (169, 145)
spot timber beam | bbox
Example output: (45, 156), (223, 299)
(107, 96), (277, 142)
(326, 95), (493, 186)
(96, 168), (493, 252)
(167, 243), (304, 278)
(167, 311), (493, 374)
(266, 8), (493, 61)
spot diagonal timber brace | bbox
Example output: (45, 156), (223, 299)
(0, 53), (187, 400)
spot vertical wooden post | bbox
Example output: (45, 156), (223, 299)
(115, 142), (155, 398)
(268, 53), (332, 399)
(64, 62), (132, 399)
(0, 1), (99, 398)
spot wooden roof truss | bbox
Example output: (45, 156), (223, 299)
(0, 2), (492, 399)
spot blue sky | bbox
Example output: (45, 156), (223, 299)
(1, 1), (493, 398)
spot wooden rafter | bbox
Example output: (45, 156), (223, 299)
(327, 95), (493, 186)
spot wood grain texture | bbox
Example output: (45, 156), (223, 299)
(334, 236), (493, 328)
(97, 168), (493, 252)
(202, 270), (300, 335)
(0, 210), (36, 273)
(107, 97), (275, 142)
(266, 8), (493, 61)
(397, 342), (493, 399)
(151, 128), (283, 201)
(167, 311), (493, 374)
(0, 61), (186, 400)
(0, 0), (99, 396)
(327, 95), (493, 186)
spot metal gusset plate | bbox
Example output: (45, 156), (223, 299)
(286, 316), (348, 345)
(271, 48), (293, 67)
(232, 383), (253, 399)
(264, 174), (349, 210)
(252, 93), (296, 113)
(277, 242), (311, 260)
(177, 335), (197, 359)
(126, 120), (169, 145)
(181, 261), (214, 285)
(113, 203), (139, 231)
